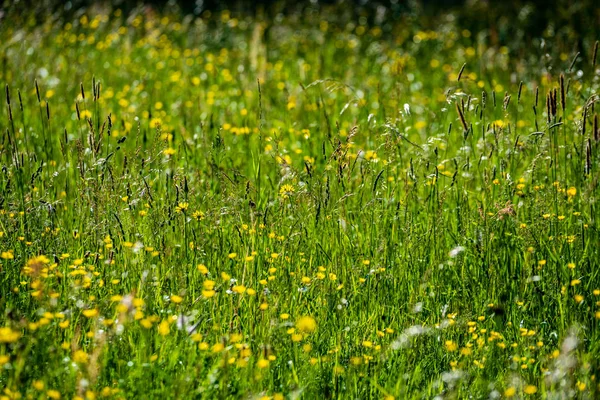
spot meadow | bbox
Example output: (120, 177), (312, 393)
(0, 2), (599, 398)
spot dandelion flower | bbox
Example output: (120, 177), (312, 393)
(523, 385), (537, 395)
(158, 320), (170, 336)
(170, 295), (183, 304)
(296, 316), (317, 333)
(257, 359), (270, 368)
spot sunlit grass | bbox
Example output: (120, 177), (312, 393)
(0, 3), (599, 399)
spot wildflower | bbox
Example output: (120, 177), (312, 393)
(0, 327), (20, 343)
(197, 264), (208, 274)
(364, 150), (378, 161)
(175, 202), (188, 213)
(279, 184), (295, 199)
(232, 285), (246, 294)
(504, 387), (516, 398)
(198, 342), (209, 351)
(523, 385), (537, 395)
(257, 359), (270, 368)
(1, 250), (14, 259)
(170, 295), (183, 304)
(158, 320), (170, 336)
(47, 390), (61, 399)
(140, 319), (152, 329)
(296, 316), (317, 333)
(444, 340), (458, 352)
(73, 350), (89, 364)
(82, 309), (99, 318)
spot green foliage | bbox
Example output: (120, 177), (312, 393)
(0, 3), (599, 399)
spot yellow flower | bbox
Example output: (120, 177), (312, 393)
(567, 187), (577, 197)
(73, 350), (89, 364)
(82, 309), (99, 318)
(1, 251), (14, 259)
(523, 385), (537, 395)
(191, 333), (203, 342)
(158, 320), (170, 336)
(197, 264), (209, 274)
(47, 390), (61, 399)
(444, 340), (458, 352)
(257, 359), (270, 368)
(0, 327), (21, 343)
(279, 184), (295, 199)
(170, 295), (183, 304)
(364, 150), (378, 161)
(140, 319), (153, 329)
(175, 202), (188, 213)
(198, 342), (209, 350)
(504, 387), (516, 398)
(296, 316), (317, 333)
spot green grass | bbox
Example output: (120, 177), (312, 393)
(0, 3), (599, 399)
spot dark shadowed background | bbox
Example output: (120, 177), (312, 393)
(1, 0), (599, 58)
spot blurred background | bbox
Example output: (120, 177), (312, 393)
(2, 0), (599, 52)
